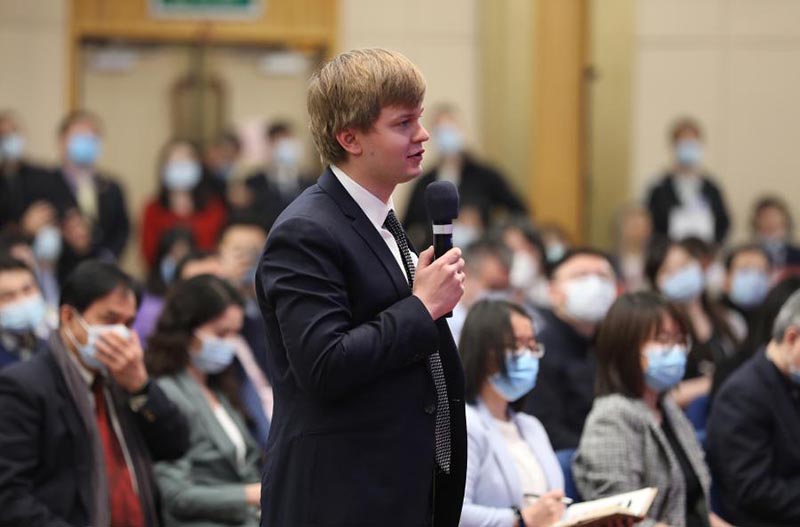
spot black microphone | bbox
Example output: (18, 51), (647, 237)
(424, 180), (460, 318)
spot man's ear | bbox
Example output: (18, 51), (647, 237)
(59, 305), (74, 328)
(335, 128), (362, 157)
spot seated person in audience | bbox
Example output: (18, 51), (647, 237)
(403, 104), (527, 249)
(459, 299), (565, 527)
(450, 237), (513, 345)
(203, 130), (242, 205)
(713, 275), (800, 395)
(0, 255), (49, 368)
(646, 117), (730, 245)
(645, 238), (739, 407)
(140, 138), (227, 268)
(613, 204), (653, 292)
(133, 226), (196, 344)
(707, 290), (800, 527)
(217, 214), (273, 447)
(499, 218), (551, 308)
(539, 223), (571, 265)
(718, 243), (772, 341)
(0, 260), (189, 527)
(47, 110), (131, 282)
(573, 292), (730, 527)
(175, 249), (226, 281)
(243, 121), (315, 230)
(0, 226), (60, 309)
(147, 274), (262, 527)
(0, 110), (53, 233)
(750, 195), (800, 273)
(523, 248), (618, 450)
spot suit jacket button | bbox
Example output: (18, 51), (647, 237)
(424, 403), (436, 415)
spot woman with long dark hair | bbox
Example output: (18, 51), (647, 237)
(459, 299), (565, 527)
(573, 292), (730, 527)
(146, 274), (261, 527)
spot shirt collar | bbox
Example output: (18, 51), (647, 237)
(330, 164), (395, 231)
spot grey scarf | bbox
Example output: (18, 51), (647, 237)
(48, 331), (110, 527)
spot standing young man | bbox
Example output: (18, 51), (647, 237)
(256, 48), (467, 526)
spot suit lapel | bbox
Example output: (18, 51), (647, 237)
(755, 352), (800, 441)
(477, 401), (522, 505)
(317, 168), (410, 297)
(177, 374), (242, 475)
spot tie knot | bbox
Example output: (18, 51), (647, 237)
(383, 209), (401, 231)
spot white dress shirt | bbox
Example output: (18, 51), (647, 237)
(330, 164), (419, 275)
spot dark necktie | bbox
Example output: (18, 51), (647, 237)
(383, 210), (451, 474)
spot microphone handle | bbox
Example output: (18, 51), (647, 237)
(432, 224), (454, 318)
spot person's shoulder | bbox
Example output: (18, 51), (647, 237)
(0, 350), (58, 395)
(270, 184), (336, 231)
(588, 394), (644, 423)
(716, 351), (766, 403)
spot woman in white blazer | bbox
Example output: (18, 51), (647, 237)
(459, 299), (565, 527)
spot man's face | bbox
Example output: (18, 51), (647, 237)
(724, 250), (771, 293)
(756, 206), (789, 241)
(60, 118), (101, 164)
(61, 286), (137, 347)
(549, 254), (615, 310)
(0, 269), (39, 310)
(352, 104), (429, 187)
(218, 225), (267, 282)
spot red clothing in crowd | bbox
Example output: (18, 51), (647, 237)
(140, 197), (227, 266)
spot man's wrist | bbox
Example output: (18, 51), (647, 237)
(512, 507), (525, 527)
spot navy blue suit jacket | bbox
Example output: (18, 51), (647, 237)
(256, 168), (467, 527)
(707, 350), (800, 526)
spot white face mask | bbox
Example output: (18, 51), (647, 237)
(510, 251), (540, 290)
(562, 275), (617, 323)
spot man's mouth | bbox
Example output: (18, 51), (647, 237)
(408, 149), (425, 159)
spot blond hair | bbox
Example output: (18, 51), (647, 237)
(307, 48), (426, 165)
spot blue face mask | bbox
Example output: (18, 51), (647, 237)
(160, 257), (177, 285)
(1, 133), (25, 161)
(644, 344), (687, 392)
(32, 225), (63, 262)
(67, 133), (101, 166)
(163, 160), (202, 191)
(65, 313), (130, 373)
(0, 294), (46, 333)
(489, 350), (540, 402)
(192, 334), (237, 374)
(729, 268), (770, 309)
(435, 125), (464, 155)
(661, 263), (705, 303)
(675, 139), (703, 167)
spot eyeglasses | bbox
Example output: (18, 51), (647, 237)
(507, 339), (546, 361)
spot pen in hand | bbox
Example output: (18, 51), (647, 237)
(524, 493), (574, 505)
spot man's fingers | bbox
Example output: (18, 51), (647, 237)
(416, 246), (435, 268)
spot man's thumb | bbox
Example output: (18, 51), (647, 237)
(417, 246), (435, 269)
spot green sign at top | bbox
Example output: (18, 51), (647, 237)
(152, 0), (262, 18)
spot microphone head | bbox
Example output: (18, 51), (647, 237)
(424, 180), (460, 224)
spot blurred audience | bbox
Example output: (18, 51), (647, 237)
(645, 238), (739, 407)
(0, 260), (189, 527)
(713, 275), (800, 397)
(140, 138), (227, 267)
(403, 104), (527, 250)
(718, 243), (773, 340)
(646, 117), (730, 245)
(707, 289), (800, 527)
(539, 223), (571, 266)
(203, 130), (243, 205)
(175, 249), (226, 281)
(459, 299), (565, 527)
(613, 204), (653, 292)
(242, 120), (314, 230)
(750, 195), (800, 274)
(133, 227), (197, 344)
(0, 255), (49, 368)
(523, 248), (618, 450)
(47, 110), (131, 282)
(499, 218), (550, 308)
(573, 292), (730, 527)
(450, 238), (513, 345)
(147, 275), (262, 527)
(0, 111), (52, 232)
